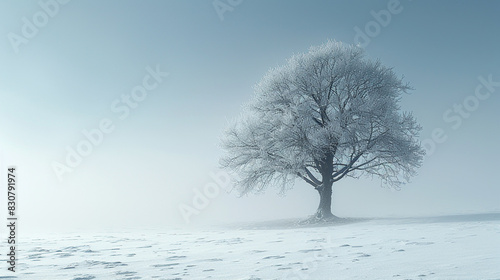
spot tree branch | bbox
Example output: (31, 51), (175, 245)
(332, 152), (363, 182)
(304, 167), (322, 186)
(297, 172), (320, 189)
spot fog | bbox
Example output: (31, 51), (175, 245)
(0, 0), (499, 234)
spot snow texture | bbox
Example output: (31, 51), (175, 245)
(9, 213), (500, 279)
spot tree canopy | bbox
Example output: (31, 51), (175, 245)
(221, 41), (424, 218)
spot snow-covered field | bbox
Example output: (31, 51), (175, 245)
(7, 213), (500, 279)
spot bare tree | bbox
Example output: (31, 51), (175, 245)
(221, 41), (425, 220)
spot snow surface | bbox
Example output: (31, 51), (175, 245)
(6, 213), (500, 279)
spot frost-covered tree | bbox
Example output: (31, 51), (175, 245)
(221, 41), (424, 220)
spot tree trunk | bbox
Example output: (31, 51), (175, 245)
(314, 152), (335, 220)
(315, 182), (334, 220)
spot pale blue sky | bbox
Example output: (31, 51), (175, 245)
(0, 0), (499, 231)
